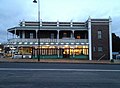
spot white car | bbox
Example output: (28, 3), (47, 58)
(116, 54), (120, 59)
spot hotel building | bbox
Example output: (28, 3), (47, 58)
(6, 17), (112, 60)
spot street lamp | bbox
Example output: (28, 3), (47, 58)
(33, 0), (40, 61)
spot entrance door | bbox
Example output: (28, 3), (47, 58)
(63, 48), (70, 58)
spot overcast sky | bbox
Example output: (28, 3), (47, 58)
(0, 0), (120, 43)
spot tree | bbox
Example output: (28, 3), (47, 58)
(112, 33), (120, 52)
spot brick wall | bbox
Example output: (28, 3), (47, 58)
(91, 22), (110, 60)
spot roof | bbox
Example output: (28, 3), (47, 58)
(8, 26), (87, 32)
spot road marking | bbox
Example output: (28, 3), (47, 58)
(0, 68), (120, 72)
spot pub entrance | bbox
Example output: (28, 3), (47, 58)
(63, 48), (71, 58)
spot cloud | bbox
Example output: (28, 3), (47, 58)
(112, 16), (120, 36)
(0, 0), (120, 43)
(0, 0), (35, 43)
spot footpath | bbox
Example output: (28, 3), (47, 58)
(0, 58), (120, 64)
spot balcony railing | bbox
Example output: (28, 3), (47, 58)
(8, 38), (88, 44)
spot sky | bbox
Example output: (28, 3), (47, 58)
(0, 0), (120, 43)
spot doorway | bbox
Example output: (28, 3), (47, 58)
(63, 48), (70, 58)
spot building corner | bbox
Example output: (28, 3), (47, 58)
(109, 16), (113, 60)
(88, 17), (92, 60)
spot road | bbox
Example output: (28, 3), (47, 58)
(0, 63), (120, 88)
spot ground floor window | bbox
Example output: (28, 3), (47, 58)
(19, 47), (32, 55)
(16, 45), (88, 59)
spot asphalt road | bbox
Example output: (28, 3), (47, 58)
(0, 63), (120, 88)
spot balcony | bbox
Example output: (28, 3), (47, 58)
(8, 38), (88, 45)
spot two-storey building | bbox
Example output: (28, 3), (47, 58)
(5, 17), (112, 60)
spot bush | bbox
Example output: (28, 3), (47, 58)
(110, 59), (114, 63)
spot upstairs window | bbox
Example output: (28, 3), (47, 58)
(77, 36), (81, 39)
(98, 30), (102, 39)
(63, 32), (67, 38)
(51, 33), (54, 39)
(30, 33), (34, 39)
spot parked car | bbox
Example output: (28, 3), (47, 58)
(116, 54), (120, 60)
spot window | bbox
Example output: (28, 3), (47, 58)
(98, 31), (102, 39)
(30, 33), (33, 39)
(51, 33), (54, 39)
(93, 47), (96, 52)
(98, 47), (103, 52)
(77, 36), (81, 39)
(63, 32), (67, 37)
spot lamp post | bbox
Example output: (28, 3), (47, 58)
(33, 0), (40, 61)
